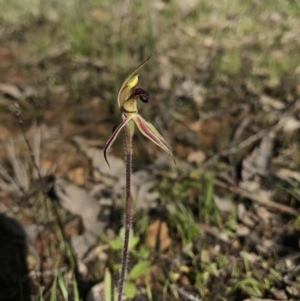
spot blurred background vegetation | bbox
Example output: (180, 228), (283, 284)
(0, 0), (300, 300)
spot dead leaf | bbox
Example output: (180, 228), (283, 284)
(72, 136), (125, 179)
(71, 230), (104, 259)
(216, 178), (298, 215)
(200, 224), (230, 243)
(187, 151), (206, 164)
(275, 168), (300, 182)
(260, 94), (285, 111)
(286, 285), (300, 297)
(237, 203), (255, 227)
(270, 288), (288, 300)
(53, 178), (106, 258)
(236, 224), (250, 237)
(67, 167), (85, 186)
(255, 206), (272, 224)
(214, 195), (234, 212)
(53, 178), (100, 229)
(146, 220), (171, 251)
(136, 181), (159, 210)
(131, 170), (159, 209)
(63, 217), (83, 237)
(25, 224), (42, 241)
(280, 116), (300, 133)
(86, 282), (105, 301)
(0, 83), (23, 100)
(241, 132), (275, 181)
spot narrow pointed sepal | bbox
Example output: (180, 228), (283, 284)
(103, 116), (133, 168)
(133, 114), (175, 164)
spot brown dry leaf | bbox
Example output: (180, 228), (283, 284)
(67, 167), (85, 186)
(72, 136), (125, 179)
(270, 288), (288, 300)
(131, 170), (159, 210)
(286, 285), (300, 297)
(240, 185), (298, 215)
(134, 181), (159, 210)
(187, 150), (206, 164)
(214, 195), (234, 213)
(237, 203), (256, 227)
(216, 178), (298, 215)
(236, 224), (250, 237)
(280, 116), (300, 133)
(53, 178), (100, 229)
(146, 220), (171, 251)
(86, 282), (105, 301)
(275, 168), (300, 182)
(260, 94), (285, 111)
(0, 83), (23, 100)
(255, 206), (272, 224)
(241, 132), (275, 181)
(63, 217), (83, 237)
(200, 223), (230, 243)
(53, 178), (105, 258)
(25, 224), (42, 241)
(70, 232), (101, 259)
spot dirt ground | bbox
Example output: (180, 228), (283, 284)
(0, 1), (300, 300)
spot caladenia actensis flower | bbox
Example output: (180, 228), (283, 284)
(104, 56), (175, 168)
(103, 56), (175, 301)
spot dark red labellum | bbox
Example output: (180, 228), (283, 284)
(130, 88), (150, 103)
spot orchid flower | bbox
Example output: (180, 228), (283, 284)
(104, 56), (175, 167)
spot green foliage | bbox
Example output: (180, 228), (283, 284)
(198, 172), (220, 225)
(168, 201), (201, 244)
(108, 227), (152, 299)
(195, 263), (216, 297)
(124, 281), (136, 299)
(123, 260), (151, 299)
(42, 269), (81, 301)
(129, 260), (151, 280)
(234, 278), (262, 297)
(50, 269), (58, 301)
(104, 268), (116, 301)
(224, 210), (237, 236)
(109, 227), (140, 251)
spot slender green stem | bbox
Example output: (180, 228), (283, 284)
(118, 121), (133, 301)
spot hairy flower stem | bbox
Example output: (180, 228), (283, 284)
(118, 121), (133, 301)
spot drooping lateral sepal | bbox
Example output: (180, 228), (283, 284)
(103, 116), (133, 168)
(133, 114), (175, 163)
